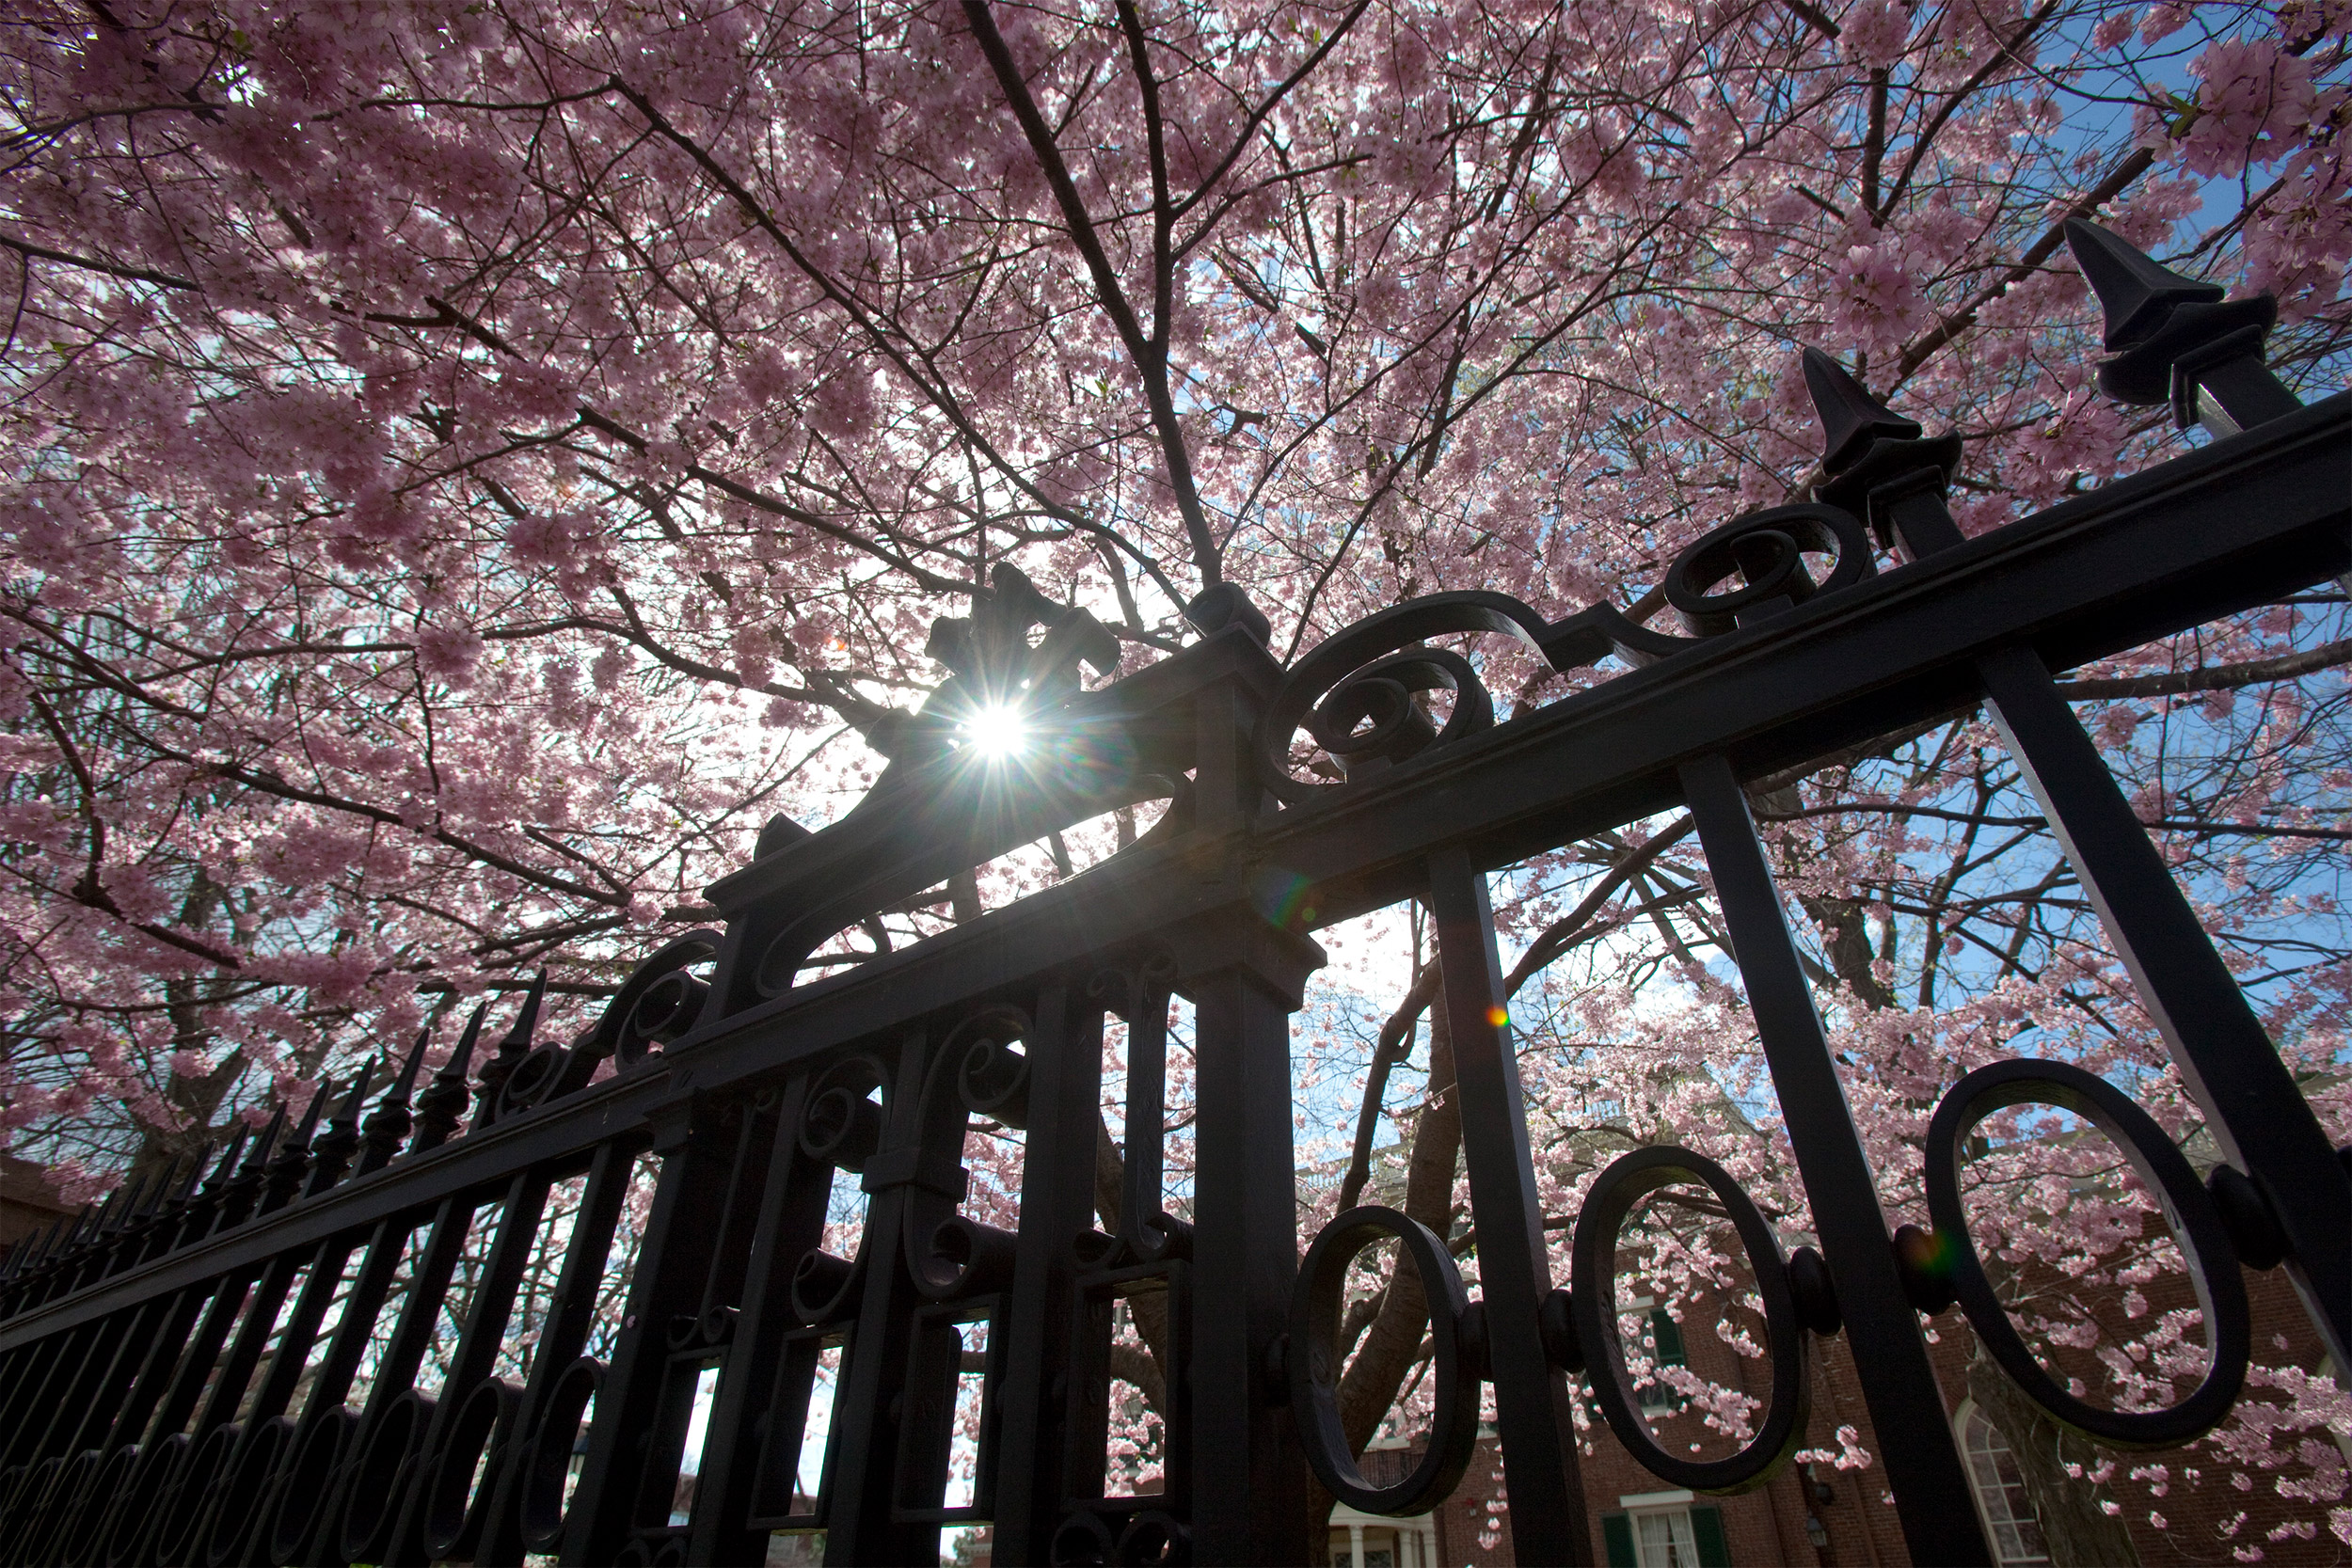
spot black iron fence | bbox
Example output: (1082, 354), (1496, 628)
(0, 221), (2344, 1567)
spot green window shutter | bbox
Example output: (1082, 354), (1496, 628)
(1601, 1512), (1637, 1568)
(1691, 1503), (1731, 1567)
(1649, 1307), (1687, 1367)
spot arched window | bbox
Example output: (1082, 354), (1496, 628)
(1957, 1401), (2052, 1568)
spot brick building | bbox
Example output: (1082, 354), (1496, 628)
(1331, 1263), (2346, 1568)
(0, 1153), (74, 1261)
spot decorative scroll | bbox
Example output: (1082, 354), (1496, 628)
(1254, 503), (1875, 801)
(904, 1006), (1029, 1301)
(1568, 1147), (1810, 1494)
(787, 1052), (891, 1326)
(1076, 954), (1187, 1270)
(1921, 1057), (2250, 1449)
(1286, 1206), (1483, 1516)
(498, 931), (722, 1121)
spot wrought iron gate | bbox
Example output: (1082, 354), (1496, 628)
(0, 223), (2344, 1568)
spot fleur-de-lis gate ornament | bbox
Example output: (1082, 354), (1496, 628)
(0, 224), (2344, 1566)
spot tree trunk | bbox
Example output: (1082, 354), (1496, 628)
(1308, 979), (1465, 1532)
(1965, 1340), (2141, 1566)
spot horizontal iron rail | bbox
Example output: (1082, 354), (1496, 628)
(6, 390), (2344, 1355)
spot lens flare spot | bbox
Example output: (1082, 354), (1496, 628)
(1486, 1006), (1510, 1029)
(1254, 868), (1317, 930)
(962, 704), (1030, 758)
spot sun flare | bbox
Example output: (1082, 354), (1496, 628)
(962, 704), (1030, 758)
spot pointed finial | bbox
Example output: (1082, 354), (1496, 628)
(293, 1077), (335, 1145)
(473, 974), (547, 1129)
(90, 1183), (129, 1231)
(134, 1163), (175, 1217)
(213, 1105), (288, 1229)
(262, 1079), (336, 1212)
(307, 1059), (377, 1196)
(390, 1025), (434, 1101)
(241, 1103), (290, 1173)
(176, 1145), (215, 1203)
(2064, 218), (2224, 352)
(361, 1028), (436, 1173)
(505, 971), (547, 1048)
(23, 1220), (62, 1269)
(335, 1059), (378, 1124)
(1801, 347), (1923, 474)
(1800, 346), (1965, 555)
(96, 1175), (140, 1232)
(410, 1002), (488, 1152)
(200, 1127), (250, 1193)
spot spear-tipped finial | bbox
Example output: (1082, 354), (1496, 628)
(390, 1025), (434, 1101)
(292, 1077), (335, 1145)
(473, 973), (547, 1129)
(1800, 346), (1965, 556)
(262, 1078), (336, 1211)
(199, 1127), (251, 1194)
(176, 1144), (215, 1203)
(215, 1104), (288, 1229)
(361, 1028), (436, 1173)
(21, 1220), (62, 1271)
(0, 1224), (37, 1280)
(410, 1002), (488, 1152)
(2062, 217), (2296, 431)
(334, 1058), (378, 1125)
(241, 1102), (290, 1174)
(2063, 217), (2224, 352)
(2, 1224), (42, 1279)
(98, 1174), (145, 1235)
(506, 971), (546, 1046)
(1801, 347), (1923, 475)
(90, 1182), (130, 1233)
(308, 1058), (378, 1196)
(134, 1162), (176, 1218)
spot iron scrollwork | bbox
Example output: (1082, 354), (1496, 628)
(1921, 1057), (2250, 1449)
(1568, 1146), (1811, 1495)
(494, 931), (721, 1122)
(786, 1052), (892, 1326)
(1076, 955), (1188, 1270)
(1286, 1206), (1484, 1517)
(1255, 503), (1874, 800)
(906, 1006), (1031, 1301)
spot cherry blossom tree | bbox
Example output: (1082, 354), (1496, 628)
(3, 0), (2348, 1553)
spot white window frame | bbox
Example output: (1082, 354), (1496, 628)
(1954, 1399), (2053, 1568)
(1618, 1490), (1699, 1568)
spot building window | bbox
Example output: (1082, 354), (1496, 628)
(1634, 1508), (1700, 1566)
(1328, 1513), (1435, 1568)
(1602, 1499), (1729, 1567)
(1959, 1403), (2052, 1568)
(1638, 1307), (1688, 1412)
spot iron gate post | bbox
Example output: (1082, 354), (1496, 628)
(1179, 913), (1321, 1567)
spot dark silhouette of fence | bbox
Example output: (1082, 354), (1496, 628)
(0, 222), (2344, 1566)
